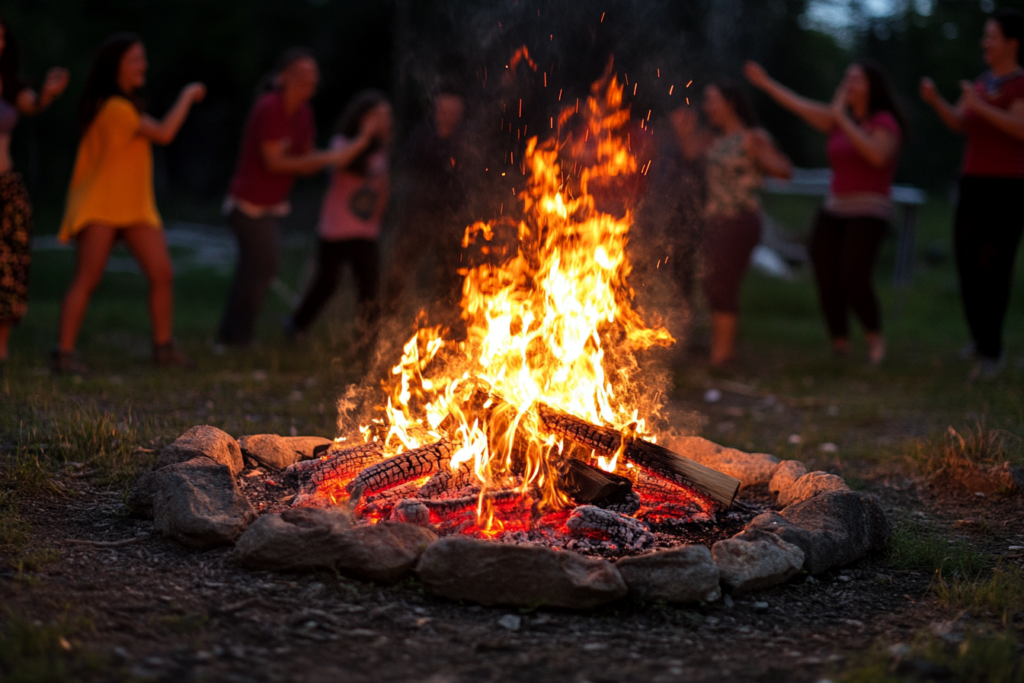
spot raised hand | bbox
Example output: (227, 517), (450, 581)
(830, 81), (848, 120)
(743, 61), (771, 90)
(41, 67), (70, 100)
(919, 77), (939, 106)
(182, 82), (207, 104)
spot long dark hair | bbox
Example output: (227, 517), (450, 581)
(77, 33), (144, 133)
(993, 9), (1024, 62)
(711, 80), (758, 128)
(856, 60), (907, 135)
(257, 46), (315, 95)
(333, 89), (389, 176)
(0, 17), (27, 105)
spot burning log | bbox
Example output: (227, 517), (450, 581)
(416, 463), (477, 499)
(600, 490), (642, 516)
(536, 404), (739, 508)
(558, 458), (632, 504)
(639, 503), (714, 526)
(391, 489), (533, 531)
(566, 505), (654, 550)
(359, 479), (427, 519)
(298, 443), (386, 494)
(345, 439), (454, 497)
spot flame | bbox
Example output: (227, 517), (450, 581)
(369, 68), (672, 531)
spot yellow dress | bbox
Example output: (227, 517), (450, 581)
(58, 96), (161, 242)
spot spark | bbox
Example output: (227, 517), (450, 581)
(633, 83), (637, 95)
(558, 88), (563, 101)
(669, 85), (674, 95)
(519, 99), (522, 117)
(686, 80), (693, 87)
(600, 11), (605, 22)
(657, 68), (660, 78)
(544, 72), (547, 87)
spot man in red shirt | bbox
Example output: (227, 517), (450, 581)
(217, 48), (372, 348)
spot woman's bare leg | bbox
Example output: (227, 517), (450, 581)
(710, 312), (738, 367)
(57, 224), (119, 352)
(0, 323), (11, 360)
(121, 226), (175, 346)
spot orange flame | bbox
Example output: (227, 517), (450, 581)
(370, 68), (672, 531)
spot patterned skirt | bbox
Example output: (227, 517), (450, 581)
(0, 172), (32, 324)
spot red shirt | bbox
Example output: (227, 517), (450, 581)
(827, 111), (901, 195)
(228, 91), (315, 205)
(962, 71), (1024, 178)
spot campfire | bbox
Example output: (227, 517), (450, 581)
(285, 71), (744, 554)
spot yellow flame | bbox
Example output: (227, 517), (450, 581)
(368, 71), (673, 527)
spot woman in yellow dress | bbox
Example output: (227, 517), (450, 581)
(54, 33), (205, 373)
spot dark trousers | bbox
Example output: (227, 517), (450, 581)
(218, 209), (281, 346)
(809, 210), (887, 339)
(955, 176), (1024, 360)
(703, 211), (762, 314)
(291, 238), (380, 333)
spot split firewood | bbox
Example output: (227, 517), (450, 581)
(345, 439), (454, 497)
(286, 442), (385, 491)
(536, 404), (739, 508)
(416, 462), (477, 499)
(565, 505), (654, 550)
(557, 458), (633, 505)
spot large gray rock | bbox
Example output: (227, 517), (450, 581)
(157, 426), (244, 475)
(662, 436), (779, 488)
(238, 434), (333, 470)
(712, 530), (805, 594)
(127, 456), (217, 519)
(776, 471), (849, 507)
(417, 536), (627, 609)
(152, 460), (256, 549)
(745, 490), (891, 574)
(768, 460), (807, 498)
(234, 512), (435, 583)
(616, 544), (721, 603)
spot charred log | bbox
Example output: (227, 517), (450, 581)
(557, 458), (635, 507)
(416, 462), (477, 499)
(536, 404), (739, 508)
(345, 439), (454, 497)
(297, 443), (387, 494)
(566, 505), (654, 550)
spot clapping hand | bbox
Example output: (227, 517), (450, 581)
(959, 80), (980, 111)
(41, 67), (70, 100)
(830, 82), (849, 121)
(182, 82), (207, 104)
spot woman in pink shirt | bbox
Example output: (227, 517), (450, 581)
(921, 9), (1024, 379)
(286, 91), (391, 349)
(746, 60), (905, 365)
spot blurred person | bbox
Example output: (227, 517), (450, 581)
(921, 9), (1024, 379)
(0, 17), (69, 363)
(746, 59), (905, 365)
(674, 82), (792, 367)
(285, 91), (392, 350)
(382, 86), (467, 320)
(54, 34), (204, 373)
(218, 48), (366, 348)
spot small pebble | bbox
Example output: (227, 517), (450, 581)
(819, 442), (838, 453)
(838, 575), (852, 583)
(704, 388), (722, 403)
(753, 601), (769, 612)
(723, 595), (735, 608)
(788, 434), (802, 444)
(497, 614), (521, 631)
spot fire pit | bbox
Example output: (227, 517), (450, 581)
(127, 71), (890, 610)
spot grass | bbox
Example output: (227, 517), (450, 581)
(933, 565), (1024, 627)
(0, 610), (100, 683)
(888, 518), (989, 578)
(837, 629), (1024, 683)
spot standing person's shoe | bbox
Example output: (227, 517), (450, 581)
(957, 341), (977, 361)
(281, 317), (307, 345)
(969, 356), (1004, 381)
(50, 349), (88, 375)
(153, 341), (195, 368)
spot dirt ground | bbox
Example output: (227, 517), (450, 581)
(4, 465), (1022, 683)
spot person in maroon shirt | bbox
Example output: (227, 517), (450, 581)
(921, 9), (1024, 379)
(217, 47), (378, 348)
(746, 60), (905, 365)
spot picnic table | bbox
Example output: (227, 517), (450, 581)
(763, 168), (927, 288)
